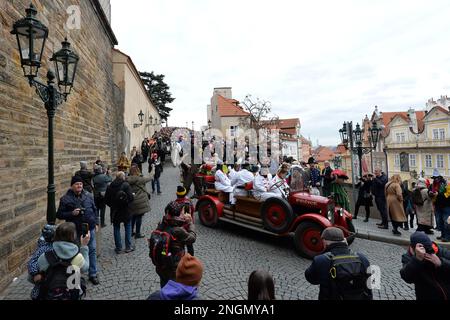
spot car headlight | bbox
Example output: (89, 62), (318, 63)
(339, 208), (344, 217)
(327, 210), (333, 221)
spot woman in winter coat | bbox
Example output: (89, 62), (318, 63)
(413, 178), (435, 235)
(127, 165), (153, 239)
(385, 174), (407, 236)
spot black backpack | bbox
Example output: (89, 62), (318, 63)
(148, 226), (177, 269)
(38, 250), (86, 300)
(326, 253), (371, 300)
(412, 188), (425, 206)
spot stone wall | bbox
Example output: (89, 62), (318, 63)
(0, 0), (119, 292)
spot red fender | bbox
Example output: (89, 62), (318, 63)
(288, 213), (333, 234)
(195, 195), (224, 218)
(333, 208), (353, 234)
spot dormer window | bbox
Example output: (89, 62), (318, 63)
(433, 128), (445, 140)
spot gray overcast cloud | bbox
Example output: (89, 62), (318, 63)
(111, 0), (450, 146)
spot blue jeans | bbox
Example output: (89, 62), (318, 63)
(113, 221), (132, 250)
(88, 228), (97, 278)
(152, 178), (161, 193)
(131, 215), (143, 235)
(435, 207), (444, 231)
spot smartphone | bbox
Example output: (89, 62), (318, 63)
(81, 223), (89, 237)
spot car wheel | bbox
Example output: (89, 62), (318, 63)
(346, 218), (355, 245)
(261, 197), (294, 234)
(198, 200), (218, 228)
(294, 221), (325, 259)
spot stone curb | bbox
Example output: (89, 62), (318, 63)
(355, 230), (450, 249)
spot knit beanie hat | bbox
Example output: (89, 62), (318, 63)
(410, 231), (433, 252)
(176, 254), (204, 287)
(321, 227), (345, 241)
(71, 175), (83, 186)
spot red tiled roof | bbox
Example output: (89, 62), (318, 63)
(217, 95), (250, 117)
(313, 146), (336, 162)
(381, 111), (426, 132)
(278, 118), (300, 129)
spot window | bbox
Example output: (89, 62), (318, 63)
(425, 154), (432, 168)
(409, 154), (416, 167)
(437, 154), (444, 168)
(394, 154), (400, 167)
(433, 129), (445, 140)
(230, 126), (237, 137)
(396, 132), (406, 143)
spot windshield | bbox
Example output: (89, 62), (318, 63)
(289, 165), (305, 192)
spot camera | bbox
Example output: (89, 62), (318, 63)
(79, 207), (86, 215)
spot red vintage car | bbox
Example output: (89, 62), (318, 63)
(195, 167), (355, 259)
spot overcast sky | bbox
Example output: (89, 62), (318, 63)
(110, 0), (450, 146)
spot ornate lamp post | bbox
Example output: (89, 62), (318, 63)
(339, 121), (381, 179)
(208, 120), (212, 129)
(11, 4), (79, 224)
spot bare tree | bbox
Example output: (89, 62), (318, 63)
(238, 94), (279, 131)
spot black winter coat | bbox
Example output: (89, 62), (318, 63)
(356, 179), (373, 207)
(104, 178), (134, 224)
(305, 242), (373, 300)
(372, 174), (388, 199)
(400, 245), (450, 300)
(56, 189), (98, 236)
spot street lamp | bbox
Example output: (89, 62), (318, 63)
(208, 120), (212, 129)
(339, 121), (380, 178)
(11, 4), (79, 224)
(134, 110), (144, 128)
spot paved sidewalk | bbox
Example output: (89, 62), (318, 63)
(352, 217), (450, 249)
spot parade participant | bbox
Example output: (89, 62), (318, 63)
(386, 174), (407, 236)
(267, 164), (290, 199)
(308, 157), (321, 196)
(214, 160), (233, 194)
(400, 232), (450, 300)
(141, 138), (150, 162)
(27, 225), (56, 300)
(228, 159), (242, 185)
(92, 164), (112, 228)
(74, 161), (94, 194)
(253, 166), (273, 201)
(148, 254), (203, 300)
(172, 187), (195, 255)
(232, 162), (255, 202)
(305, 227), (372, 300)
(150, 202), (196, 288)
(56, 175), (99, 285)
(248, 270), (276, 300)
(321, 161), (333, 197)
(117, 152), (131, 173)
(329, 170), (351, 212)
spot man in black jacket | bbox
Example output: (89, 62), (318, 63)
(372, 168), (389, 229)
(75, 161), (94, 193)
(56, 175), (99, 285)
(400, 231), (450, 300)
(105, 172), (135, 254)
(305, 227), (373, 300)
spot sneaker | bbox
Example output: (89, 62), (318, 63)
(378, 225), (388, 229)
(135, 234), (145, 239)
(124, 247), (135, 253)
(89, 276), (100, 285)
(392, 230), (402, 236)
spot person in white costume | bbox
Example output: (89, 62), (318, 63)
(253, 166), (277, 201)
(214, 160), (233, 193)
(266, 164), (290, 199)
(232, 163), (255, 203)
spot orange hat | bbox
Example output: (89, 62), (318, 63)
(176, 254), (204, 287)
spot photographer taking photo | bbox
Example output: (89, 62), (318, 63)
(56, 175), (100, 285)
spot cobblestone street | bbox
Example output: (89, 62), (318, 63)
(0, 163), (416, 300)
